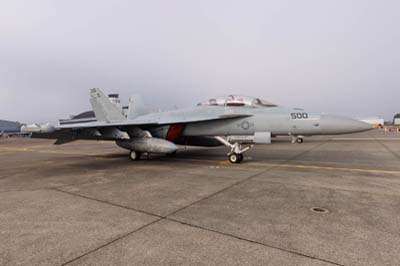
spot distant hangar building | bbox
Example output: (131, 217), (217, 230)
(394, 114), (400, 125)
(0, 120), (21, 133)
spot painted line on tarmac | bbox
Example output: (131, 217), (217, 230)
(0, 147), (97, 157)
(4, 146), (399, 175)
(220, 161), (400, 175)
(332, 137), (400, 141)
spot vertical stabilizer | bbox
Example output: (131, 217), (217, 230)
(127, 94), (148, 119)
(89, 88), (125, 122)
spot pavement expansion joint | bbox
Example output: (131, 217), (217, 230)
(53, 189), (346, 266)
(165, 217), (346, 266)
(60, 218), (163, 266)
(52, 188), (163, 219)
(374, 137), (400, 161)
(167, 141), (330, 218)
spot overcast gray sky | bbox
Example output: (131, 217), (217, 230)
(1, 0), (399, 123)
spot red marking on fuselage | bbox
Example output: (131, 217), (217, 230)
(166, 124), (186, 142)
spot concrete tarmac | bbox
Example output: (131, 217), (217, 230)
(1, 129), (400, 266)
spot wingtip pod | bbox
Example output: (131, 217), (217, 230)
(21, 123), (55, 134)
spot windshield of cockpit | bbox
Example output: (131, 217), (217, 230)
(198, 95), (278, 108)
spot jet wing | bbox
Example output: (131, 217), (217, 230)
(57, 113), (252, 129)
(23, 89), (254, 145)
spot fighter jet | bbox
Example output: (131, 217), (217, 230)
(22, 89), (372, 163)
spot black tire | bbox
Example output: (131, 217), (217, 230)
(228, 153), (238, 163)
(229, 153), (242, 164)
(296, 137), (304, 144)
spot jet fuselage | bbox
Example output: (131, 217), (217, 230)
(146, 105), (372, 140)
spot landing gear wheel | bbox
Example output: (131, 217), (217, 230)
(214, 137), (253, 164)
(229, 153), (243, 164)
(129, 151), (141, 161)
(296, 137), (304, 144)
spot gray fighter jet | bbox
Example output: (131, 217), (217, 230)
(22, 89), (372, 163)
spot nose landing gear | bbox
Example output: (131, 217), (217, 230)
(228, 153), (243, 163)
(215, 136), (253, 164)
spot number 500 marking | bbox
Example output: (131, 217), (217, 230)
(291, 113), (308, 119)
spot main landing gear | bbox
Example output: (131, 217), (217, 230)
(291, 135), (304, 144)
(215, 136), (254, 164)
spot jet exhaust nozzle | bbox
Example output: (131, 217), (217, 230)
(116, 138), (177, 154)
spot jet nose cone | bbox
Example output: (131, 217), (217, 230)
(350, 120), (374, 133)
(321, 115), (374, 134)
(356, 120), (374, 132)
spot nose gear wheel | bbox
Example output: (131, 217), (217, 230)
(215, 136), (253, 164)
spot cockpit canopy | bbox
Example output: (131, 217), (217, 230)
(198, 95), (278, 108)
